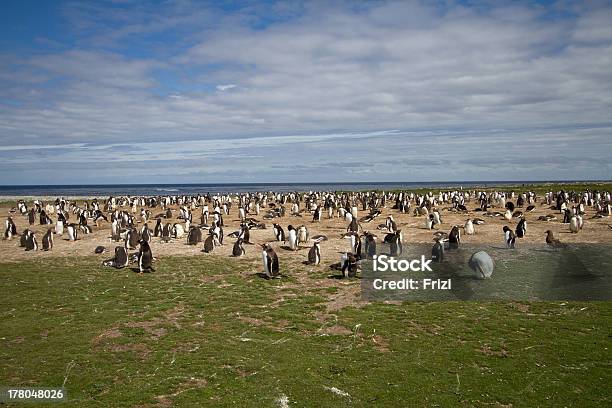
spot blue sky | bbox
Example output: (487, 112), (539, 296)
(1, 0), (611, 184)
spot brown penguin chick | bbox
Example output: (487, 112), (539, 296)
(545, 230), (567, 249)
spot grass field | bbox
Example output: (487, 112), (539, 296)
(1, 255), (610, 407)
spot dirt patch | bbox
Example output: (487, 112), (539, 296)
(124, 304), (185, 340)
(92, 327), (123, 345)
(109, 343), (151, 360)
(320, 324), (352, 335)
(371, 334), (390, 352)
(478, 345), (509, 358)
(510, 302), (530, 313)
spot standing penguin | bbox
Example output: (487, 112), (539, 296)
(25, 230), (38, 251)
(261, 244), (280, 278)
(238, 224), (251, 244)
(42, 228), (54, 251)
(340, 252), (358, 278)
(347, 217), (360, 233)
(569, 216), (579, 233)
(287, 225), (298, 250)
(232, 237), (246, 257)
(464, 219), (475, 235)
(448, 226), (461, 250)
(28, 209), (35, 226)
(154, 218), (162, 237)
(312, 205), (322, 222)
(515, 218), (527, 238)
(297, 225), (309, 246)
(386, 216), (397, 233)
(203, 233), (215, 253)
(137, 240), (154, 273)
(431, 239), (444, 262)
(364, 232), (377, 259)
(114, 246), (129, 268)
(308, 241), (321, 265)
(273, 223), (285, 242)
(503, 226), (516, 248)
(187, 226), (202, 245)
(161, 223), (172, 242)
(67, 223), (78, 241)
(386, 231), (402, 256)
(425, 214), (434, 230)
(20, 229), (28, 247)
(4, 217), (17, 240)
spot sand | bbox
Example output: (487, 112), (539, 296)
(1, 194), (610, 265)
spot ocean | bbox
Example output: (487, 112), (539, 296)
(0, 181), (598, 197)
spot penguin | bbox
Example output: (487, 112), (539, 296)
(126, 228), (140, 250)
(432, 210), (442, 226)
(261, 244), (280, 278)
(173, 223), (185, 239)
(4, 217), (17, 240)
(238, 224), (251, 244)
(562, 208), (571, 224)
(569, 216), (579, 233)
(448, 226), (460, 250)
(161, 223), (172, 242)
(504, 209), (513, 222)
(464, 219), (475, 235)
(425, 214), (434, 230)
(312, 205), (322, 222)
(503, 226), (516, 248)
(431, 239), (444, 262)
(20, 229), (28, 247)
(25, 230), (38, 251)
(154, 218), (162, 237)
(364, 232), (377, 259)
(114, 246), (129, 268)
(55, 218), (64, 235)
(28, 209), (35, 226)
(273, 223), (285, 242)
(387, 231), (402, 256)
(203, 233), (215, 253)
(515, 218), (527, 238)
(67, 223), (78, 241)
(347, 217), (360, 233)
(287, 225), (298, 250)
(42, 228), (54, 251)
(141, 224), (152, 243)
(308, 241), (321, 265)
(345, 231), (362, 258)
(386, 216), (397, 232)
(239, 207), (246, 222)
(340, 252), (358, 278)
(187, 226), (202, 245)
(297, 225), (309, 246)
(232, 237), (246, 257)
(94, 246), (106, 254)
(137, 239), (154, 273)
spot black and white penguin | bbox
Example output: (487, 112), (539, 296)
(154, 219), (162, 237)
(161, 223), (172, 242)
(42, 228), (54, 251)
(347, 217), (360, 233)
(308, 241), (321, 265)
(431, 239), (444, 262)
(273, 223), (285, 242)
(126, 228), (140, 250)
(464, 219), (475, 235)
(562, 208), (571, 224)
(297, 225), (309, 246)
(364, 232), (377, 259)
(187, 226), (202, 245)
(67, 223), (78, 241)
(425, 214), (434, 230)
(385, 216), (397, 233)
(114, 246), (129, 268)
(503, 226), (516, 248)
(25, 230), (38, 251)
(20, 229), (28, 247)
(312, 205), (322, 222)
(287, 225), (298, 250)
(141, 224), (152, 243)
(515, 219), (527, 238)
(448, 226), (460, 250)
(137, 240), (154, 273)
(261, 244), (280, 278)
(386, 231), (402, 256)
(232, 238), (246, 257)
(569, 215), (579, 233)
(238, 224), (251, 244)
(28, 209), (35, 226)
(203, 233), (215, 253)
(340, 252), (358, 278)
(4, 217), (17, 240)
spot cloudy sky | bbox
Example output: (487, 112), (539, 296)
(1, 0), (611, 185)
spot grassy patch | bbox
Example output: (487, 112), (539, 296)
(1, 256), (610, 407)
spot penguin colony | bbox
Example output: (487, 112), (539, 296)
(3, 188), (611, 278)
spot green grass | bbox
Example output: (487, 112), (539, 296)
(1, 256), (610, 407)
